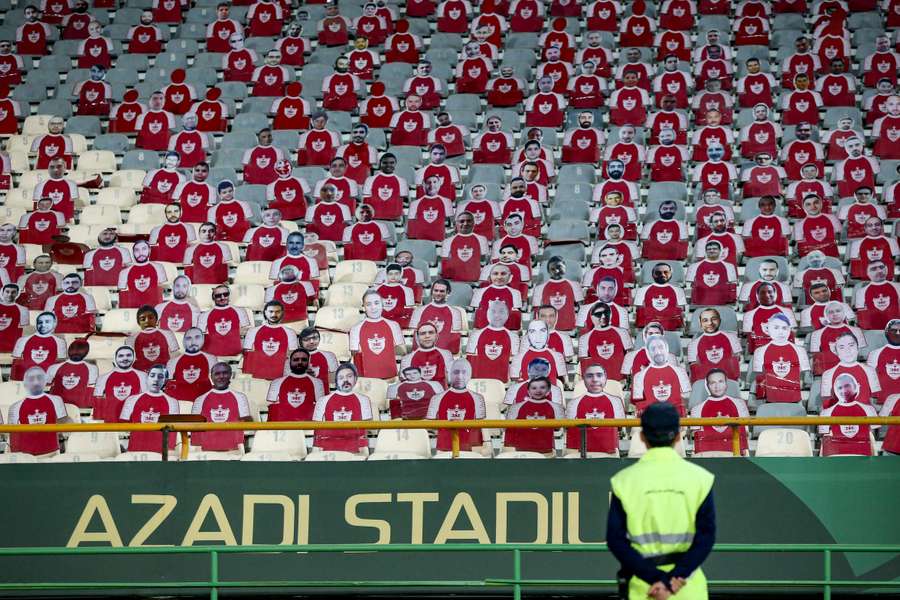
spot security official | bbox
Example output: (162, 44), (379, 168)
(606, 403), (716, 600)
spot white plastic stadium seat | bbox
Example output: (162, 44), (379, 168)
(755, 429), (814, 457)
(368, 428), (431, 460)
(243, 430), (308, 461)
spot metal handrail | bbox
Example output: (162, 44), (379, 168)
(0, 543), (897, 600)
(1, 416), (897, 458)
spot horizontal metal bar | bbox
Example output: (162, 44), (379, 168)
(1, 543), (899, 556)
(0, 416), (896, 434)
(0, 581), (490, 590)
(487, 579), (900, 587)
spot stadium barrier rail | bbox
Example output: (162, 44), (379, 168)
(0, 416), (898, 459)
(0, 542), (897, 599)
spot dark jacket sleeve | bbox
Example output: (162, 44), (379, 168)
(606, 493), (671, 586)
(670, 490), (717, 580)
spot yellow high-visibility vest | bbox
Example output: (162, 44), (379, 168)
(610, 447), (714, 559)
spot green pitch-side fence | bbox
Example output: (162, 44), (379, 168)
(0, 543), (897, 599)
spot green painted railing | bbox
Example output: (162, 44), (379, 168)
(0, 544), (897, 599)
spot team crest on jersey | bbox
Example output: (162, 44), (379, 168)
(758, 226), (774, 241)
(210, 404), (230, 423)
(744, 24), (757, 34)
(868, 247), (885, 262)
(328, 22), (341, 32)
(441, 132), (456, 144)
(280, 187), (297, 201)
(368, 334), (386, 354)
(598, 8), (611, 17)
(61, 302), (79, 319)
(255, 155), (272, 168)
(181, 140), (196, 154)
(484, 341), (504, 360)
(0, 314), (11, 330)
(840, 424), (859, 437)
(281, 290), (298, 305)
(234, 58), (248, 70)
(199, 252), (217, 269)
(142, 344), (161, 361)
(456, 245), (474, 261)
(396, 41), (409, 52)
(86, 89), (99, 101)
(632, 24), (645, 35)
(27, 409), (48, 425)
(30, 345), (49, 363)
(134, 275), (152, 292)
(577, 137), (592, 149)
(660, 154), (676, 167)
(824, 47), (838, 59)
(756, 172), (772, 184)
(486, 139), (502, 152)
(164, 233), (182, 251)
(886, 360), (900, 380)
(692, 336), (724, 368)
(754, 131), (770, 143)
(34, 219), (50, 232)
(378, 185), (394, 200)
(873, 294), (891, 311)
(27, 31), (41, 43)
(148, 121), (163, 134)
(497, 84), (512, 94)
(549, 292), (567, 310)
(702, 271), (720, 287)
(750, 82), (764, 94)
(202, 108), (217, 121)
(31, 280), (49, 296)
(113, 383), (133, 400)
(446, 405), (466, 420)
(652, 380), (672, 401)
(333, 406), (353, 421)
(810, 226), (827, 242)
(122, 110), (137, 121)
(214, 318), (232, 335)
(406, 387), (425, 401)
(585, 408), (606, 419)
(621, 98), (637, 110)
(538, 101), (553, 114)
(420, 361), (437, 380)
(651, 295), (669, 310)
(44, 143), (59, 157)
(851, 168), (867, 182)
(183, 366), (201, 384)
(61, 374), (80, 389)
(771, 357), (792, 378)
(595, 341), (615, 360)
(262, 337), (281, 356)
(286, 389), (306, 407)
(382, 295), (398, 311)
(887, 127), (900, 142)
(422, 207), (439, 223)
(140, 409), (161, 423)
(403, 119), (418, 132)
(320, 212), (337, 226)
(166, 314), (185, 331)
(358, 231), (375, 245)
